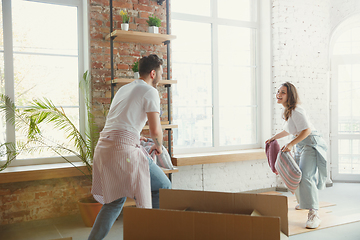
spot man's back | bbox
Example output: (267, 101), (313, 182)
(102, 80), (160, 136)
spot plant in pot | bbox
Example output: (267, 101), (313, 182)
(146, 14), (161, 34)
(13, 71), (102, 227)
(119, 9), (130, 31)
(132, 61), (139, 79)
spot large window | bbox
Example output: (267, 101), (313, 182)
(1, 0), (86, 166)
(331, 20), (360, 182)
(171, 0), (258, 154)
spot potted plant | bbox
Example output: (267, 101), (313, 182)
(0, 71), (102, 227)
(119, 9), (130, 31)
(132, 61), (139, 79)
(146, 14), (161, 34)
(25, 71), (102, 227)
(5, 71), (101, 227)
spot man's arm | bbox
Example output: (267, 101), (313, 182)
(147, 112), (163, 155)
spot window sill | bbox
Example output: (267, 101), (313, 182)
(0, 162), (179, 184)
(172, 148), (266, 166)
(0, 162), (91, 184)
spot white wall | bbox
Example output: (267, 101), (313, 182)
(172, 160), (277, 192)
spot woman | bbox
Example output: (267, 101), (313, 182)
(266, 82), (327, 229)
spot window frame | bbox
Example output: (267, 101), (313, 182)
(171, 0), (269, 155)
(1, 0), (89, 166)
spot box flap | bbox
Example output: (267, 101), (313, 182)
(123, 207), (281, 240)
(160, 189), (289, 236)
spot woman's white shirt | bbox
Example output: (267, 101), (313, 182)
(283, 106), (315, 135)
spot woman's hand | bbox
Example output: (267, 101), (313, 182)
(281, 142), (294, 152)
(140, 136), (148, 142)
(265, 137), (275, 144)
(265, 131), (289, 145)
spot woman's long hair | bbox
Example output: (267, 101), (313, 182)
(282, 82), (300, 121)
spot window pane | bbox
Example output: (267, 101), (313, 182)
(12, 0), (78, 55)
(218, 26), (254, 66)
(338, 64), (360, 134)
(333, 28), (360, 55)
(16, 108), (79, 159)
(219, 107), (256, 145)
(0, 1), (6, 161)
(218, 26), (256, 146)
(0, 53), (5, 161)
(338, 139), (360, 174)
(172, 20), (213, 149)
(218, 0), (256, 22)
(13, 54), (79, 107)
(173, 105), (213, 148)
(0, 0), (2, 53)
(171, 0), (210, 17)
(171, 20), (211, 64)
(11, 0), (80, 160)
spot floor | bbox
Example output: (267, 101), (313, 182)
(0, 182), (359, 240)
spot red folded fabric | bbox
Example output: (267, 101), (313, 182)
(265, 140), (280, 174)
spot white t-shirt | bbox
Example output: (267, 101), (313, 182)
(102, 80), (160, 137)
(283, 106), (315, 135)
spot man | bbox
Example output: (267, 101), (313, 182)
(88, 54), (171, 240)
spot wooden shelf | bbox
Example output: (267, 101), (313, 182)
(106, 78), (177, 85)
(142, 124), (178, 130)
(159, 167), (179, 174)
(105, 30), (176, 44)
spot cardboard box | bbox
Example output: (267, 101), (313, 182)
(123, 189), (289, 240)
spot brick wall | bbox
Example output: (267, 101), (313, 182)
(272, 0), (331, 140)
(0, 176), (91, 225)
(271, 0), (332, 187)
(90, 0), (170, 149)
(329, 0), (360, 33)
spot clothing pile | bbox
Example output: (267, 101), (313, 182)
(140, 138), (174, 170)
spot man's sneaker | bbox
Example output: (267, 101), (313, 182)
(295, 204), (301, 210)
(306, 209), (321, 229)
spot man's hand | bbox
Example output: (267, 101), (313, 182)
(149, 144), (162, 155)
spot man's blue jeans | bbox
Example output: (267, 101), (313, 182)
(88, 157), (171, 240)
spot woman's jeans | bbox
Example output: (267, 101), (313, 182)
(294, 133), (327, 210)
(88, 157), (172, 240)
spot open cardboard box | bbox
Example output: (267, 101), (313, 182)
(124, 189), (289, 240)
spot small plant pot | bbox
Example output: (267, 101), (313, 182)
(148, 26), (159, 34)
(121, 23), (129, 31)
(134, 72), (140, 79)
(78, 197), (103, 227)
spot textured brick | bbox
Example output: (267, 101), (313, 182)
(0, 177), (92, 225)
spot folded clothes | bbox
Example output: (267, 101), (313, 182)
(140, 139), (174, 170)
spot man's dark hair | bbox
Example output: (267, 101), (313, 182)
(138, 54), (163, 76)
